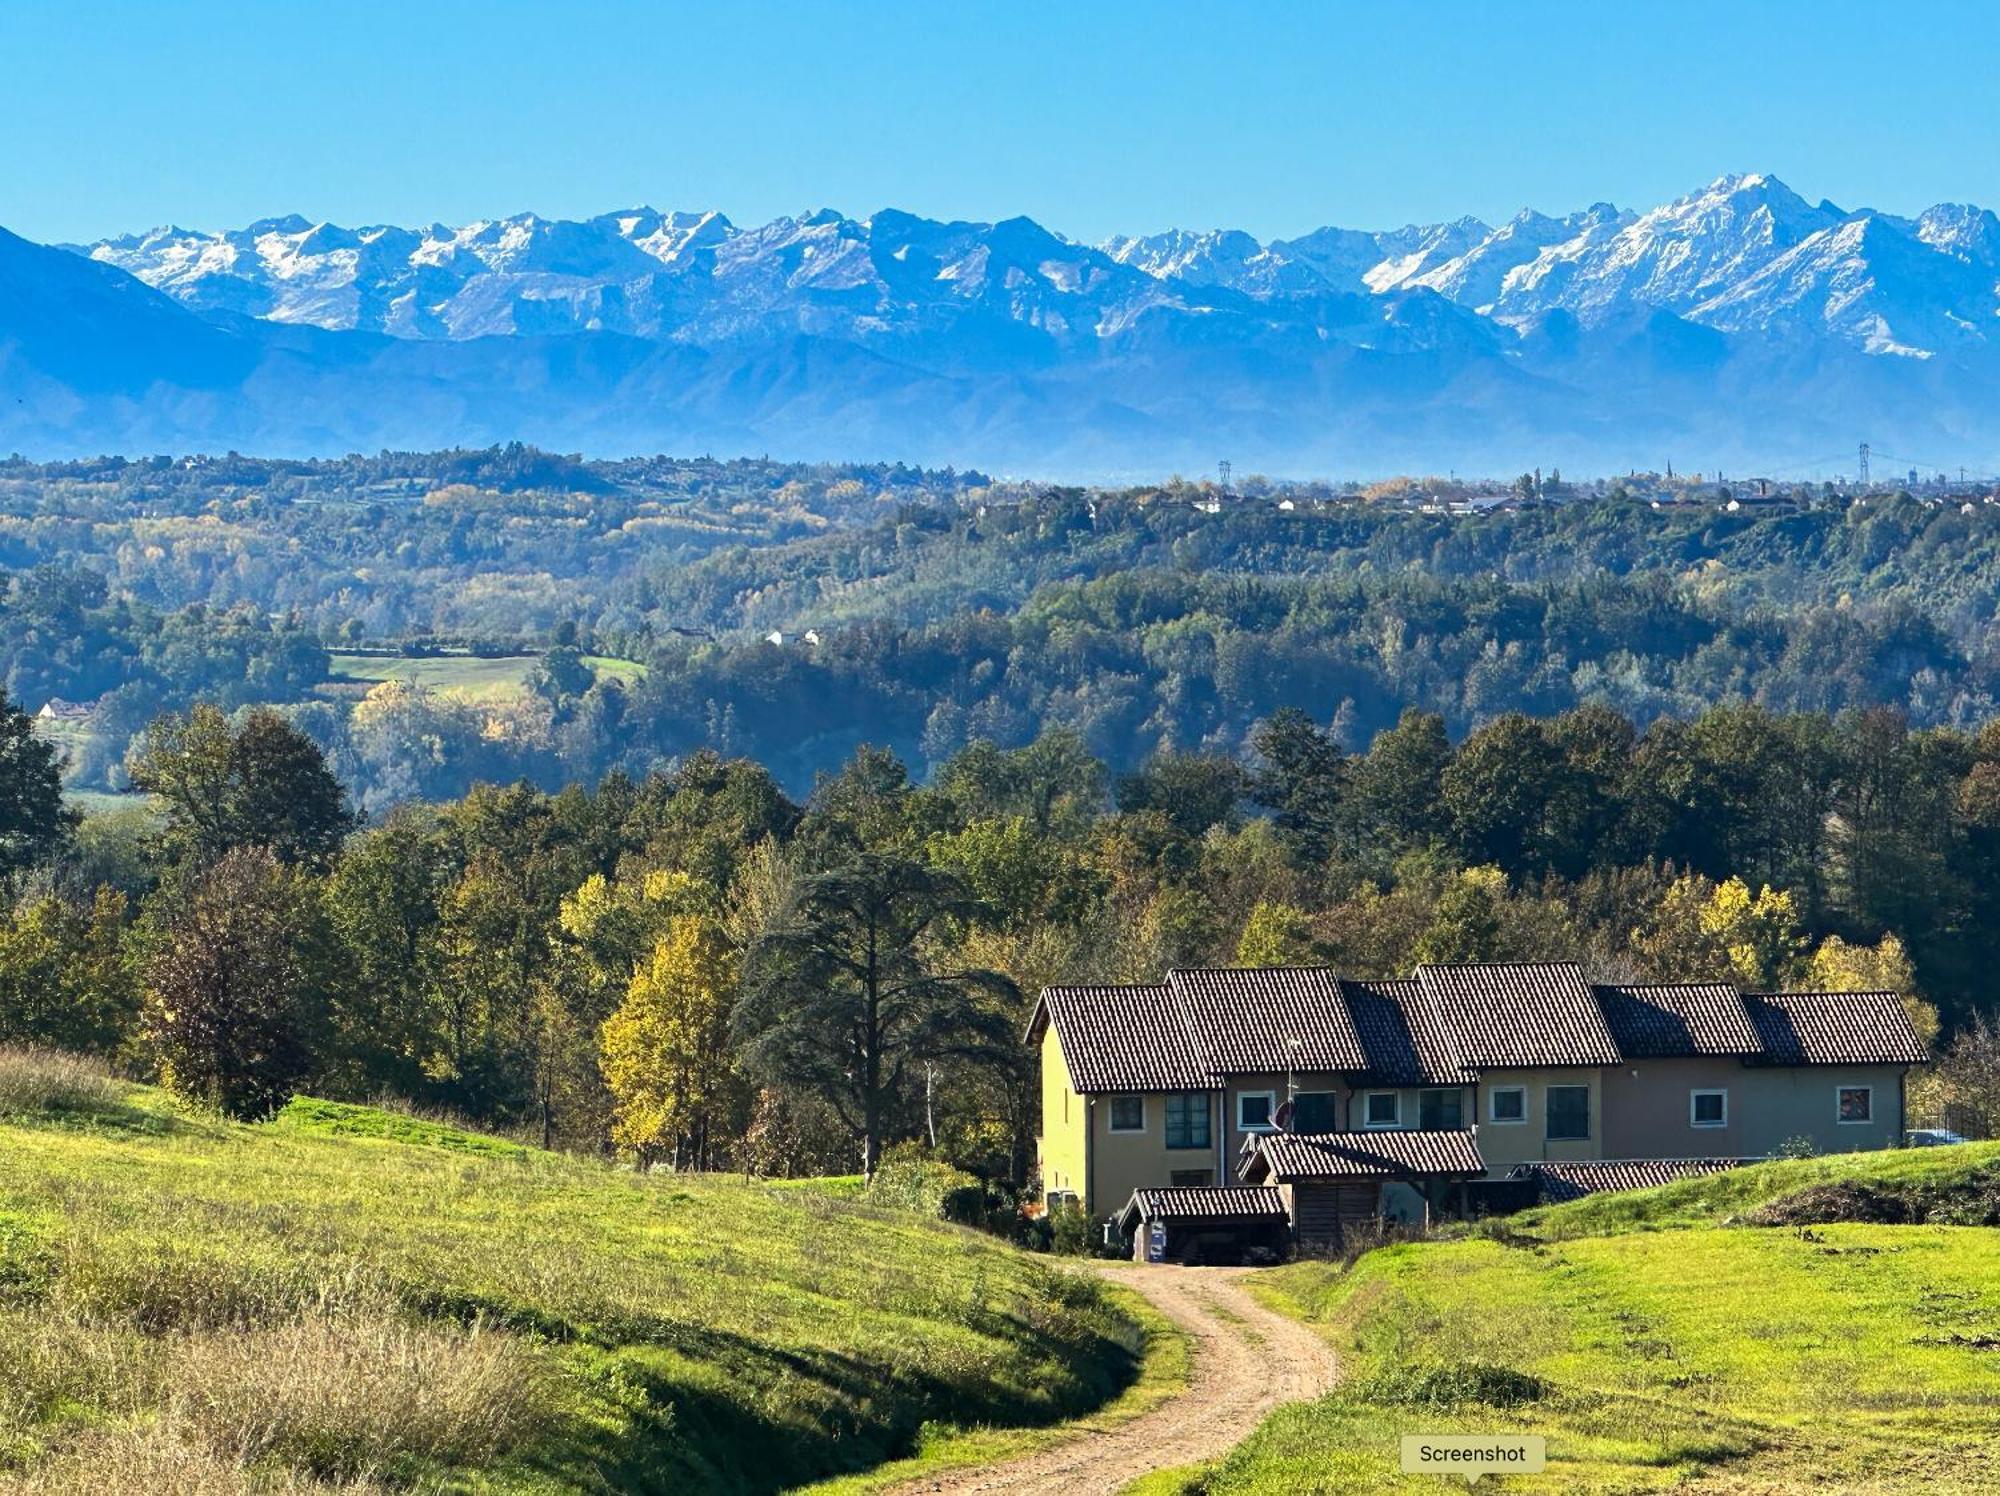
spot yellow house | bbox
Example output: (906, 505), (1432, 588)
(1030, 961), (1929, 1236)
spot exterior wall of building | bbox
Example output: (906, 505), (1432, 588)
(1037, 1028), (1088, 1207)
(1723, 1063), (1907, 1157)
(1339, 1083), (1474, 1137)
(1088, 1089), (1224, 1219)
(1222, 1073), (1350, 1179)
(1471, 1068), (1605, 1174)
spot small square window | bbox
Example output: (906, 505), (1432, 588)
(1489, 1087), (1527, 1124)
(1363, 1092), (1400, 1128)
(1108, 1094), (1144, 1133)
(1838, 1085), (1873, 1124)
(1237, 1092), (1276, 1131)
(1690, 1090), (1727, 1128)
(1546, 1085), (1591, 1141)
(1419, 1088), (1464, 1130)
(1292, 1091), (1339, 1133)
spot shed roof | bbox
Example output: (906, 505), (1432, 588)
(1114, 1185), (1289, 1232)
(1592, 982), (1763, 1058)
(1242, 1128), (1485, 1183)
(1515, 1157), (1752, 1202)
(1416, 962), (1620, 1068)
(1742, 991), (1929, 1066)
(1168, 967), (1369, 1073)
(1026, 985), (1217, 1094)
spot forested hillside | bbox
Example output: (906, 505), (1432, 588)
(9, 448), (2000, 808)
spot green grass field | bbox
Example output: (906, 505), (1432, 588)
(0, 1054), (1139, 1493)
(328, 652), (647, 704)
(1175, 1144), (2000, 1493)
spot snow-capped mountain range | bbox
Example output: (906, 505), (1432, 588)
(6, 173), (2000, 473)
(81, 174), (2000, 358)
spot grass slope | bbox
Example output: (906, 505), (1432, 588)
(0, 1058), (1138, 1493)
(1178, 1144), (2000, 1493)
(327, 652), (645, 704)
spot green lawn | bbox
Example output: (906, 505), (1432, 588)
(0, 1064), (1138, 1493)
(1172, 1145), (2000, 1493)
(328, 652), (647, 704)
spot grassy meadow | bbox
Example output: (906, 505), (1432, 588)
(326, 652), (647, 704)
(1173, 1143), (2000, 1494)
(0, 1051), (1140, 1494)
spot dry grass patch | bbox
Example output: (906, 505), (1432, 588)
(0, 1047), (121, 1119)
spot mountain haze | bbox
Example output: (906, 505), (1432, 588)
(6, 174), (2000, 473)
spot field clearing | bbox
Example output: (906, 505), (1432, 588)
(0, 1069), (1138, 1493)
(327, 651), (647, 703)
(1174, 1144), (2000, 1493)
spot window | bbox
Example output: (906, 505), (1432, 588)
(1690, 1089), (1728, 1128)
(1546, 1085), (1591, 1141)
(1107, 1094), (1145, 1133)
(1363, 1092), (1401, 1128)
(1292, 1091), (1339, 1133)
(1236, 1091), (1277, 1131)
(1170, 1169), (1213, 1188)
(1489, 1086), (1527, 1124)
(1419, 1088), (1464, 1130)
(1165, 1092), (1212, 1150)
(1838, 1085), (1874, 1124)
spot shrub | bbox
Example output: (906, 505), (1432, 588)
(1049, 1202), (1094, 1256)
(1362, 1359), (1548, 1408)
(867, 1157), (985, 1224)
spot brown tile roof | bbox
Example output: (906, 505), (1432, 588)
(1115, 1185), (1289, 1230)
(1742, 991), (1930, 1066)
(1517, 1157), (1752, 1202)
(1592, 983), (1763, 1058)
(1168, 967), (1370, 1073)
(1243, 1128), (1485, 1182)
(1339, 977), (1465, 1085)
(1027, 985), (1218, 1094)
(1417, 962), (1622, 1068)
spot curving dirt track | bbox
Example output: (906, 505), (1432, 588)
(889, 1263), (1339, 1495)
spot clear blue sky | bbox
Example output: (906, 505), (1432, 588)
(8, 1), (1998, 244)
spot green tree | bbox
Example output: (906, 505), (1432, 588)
(1413, 867), (1507, 965)
(130, 704), (354, 868)
(1251, 707), (1348, 869)
(736, 854), (1017, 1177)
(0, 889), (134, 1054)
(0, 685), (77, 881)
(1236, 899), (1318, 967)
(1348, 708), (1452, 852)
(142, 846), (329, 1118)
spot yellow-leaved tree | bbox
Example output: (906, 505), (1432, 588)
(1808, 931), (1940, 1050)
(599, 914), (737, 1169)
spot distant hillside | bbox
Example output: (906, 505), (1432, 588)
(0, 1052), (1138, 1492)
(9, 174), (2000, 472)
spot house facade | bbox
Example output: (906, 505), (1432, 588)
(1029, 962), (1928, 1226)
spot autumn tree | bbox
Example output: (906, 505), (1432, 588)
(142, 846), (330, 1118)
(0, 685), (77, 882)
(1236, 900), (1319, 968)
(599, 914), (738, 1168)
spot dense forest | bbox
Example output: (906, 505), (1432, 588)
(10, 448), (2000, 805)
(6, 690), (1998, 1195)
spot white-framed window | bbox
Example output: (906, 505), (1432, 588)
(1488, 1086), (1527, 1124)
(1363, 1091), (1401, 1128)
(1236, 1091), (1278, 1132)
(1690, 1089), (1728, 1128)
(1108, 1094), (1145, 1133)
(1837, 1085), (1874, 1124)
(1546, 1084), (1591, 1141)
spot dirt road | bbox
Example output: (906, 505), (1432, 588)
(891, 1264), (1339, 1495)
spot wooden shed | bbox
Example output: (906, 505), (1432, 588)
(1239, 1129), (1486, 1254)
(1114, 1186), (1291, 1265)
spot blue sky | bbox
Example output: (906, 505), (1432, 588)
(8, 1), (1999, 244)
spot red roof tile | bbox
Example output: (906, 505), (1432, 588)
(1243, 1128), (1485, 1182)
(1339, 977), (1465, 1085)
(1168, 967), (1370, 1073)
(1518, 1157), (1752, 1202)
(1743, 991), (1930, 1066)
(1417, 962), (1621, 1068)
(1592, 983), (1763, 1058)
(1116, 1185), (1289, 1229)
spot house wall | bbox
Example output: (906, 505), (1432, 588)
(1222, 1072), (1350, 1177)
(1471, 1068), (1605, 1174)
(1036, 1028), (1088, 1207)
(1086, 1090), (1223, 1218)
(1340, 1083), (1474, 1136)
(1598, 1060), (1910, 1160)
